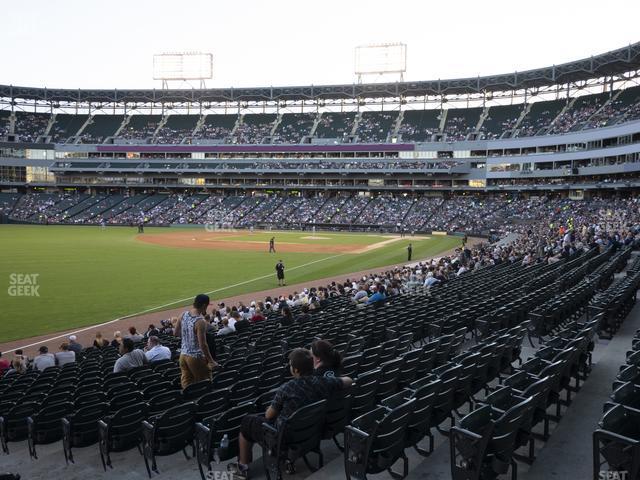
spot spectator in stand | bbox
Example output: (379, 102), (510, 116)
(228, 310), (241, 330)
(295, 304), (312, 324)
(159, 319), (175, 335)
(111, 331), (123, 349)
(280, 306), (294, 326)
(144, 324), (159, 338)
(34, 346), (56, 371)
(251, 307), (265, 323)
(424, 271), (440, 288)
(0, 352), (10, 377)
(366, 284), (387, 305)
(234, 315), (251, 333)
(352, 284), (369, 303)
(113, 338), (147, 373)
(55, 343), (76, 366)
(311, 339), (342, 377)
(68, 335), (82, 354)
(144, 336), (172, 362)
(93, 332), (109, 349)
(10, 350), (28, 375)
(216, 318), (235, 336)
(228, 348), (352, 479)
(127, 327), (144, 343)
(175, 294), (217, 389)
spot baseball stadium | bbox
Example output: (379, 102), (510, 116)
(1, 3), (640, 480)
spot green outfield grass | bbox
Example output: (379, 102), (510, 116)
(0, 225), (460, 343)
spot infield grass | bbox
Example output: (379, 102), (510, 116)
(0, 225), (460, 343)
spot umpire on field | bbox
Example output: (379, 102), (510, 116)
(275, 260), (285, 286)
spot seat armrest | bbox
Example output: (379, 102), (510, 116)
(194, 421), (213, 465)
(261, 421), (279, 453)
(344, 425), (370, 463)
(351, 406), (387, 432)
(141, 420), (155, 444)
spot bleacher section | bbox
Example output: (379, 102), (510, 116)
(0, 110), (10, 138)
(119, 115), (162, 142)
(549, 92), (611, 134)
(195, 114), (237, 141)
(108, 194), (168, 225)
(398, 110), (441, 142)
(50, 114), (89, 143)
(315, 112), (356, 140)
(401, 197), (443, 231)
(355, 112), (397, 143)
(196, 196), (244, 226)
(480, 104), (524, 139)
(14, 112), (50, 142)
(273, 113), (315, 143)
(354, 196), (413, 226)
(443, 107), (483, 141)
(155, 115), (199, 144)
(0, 192), (21, 215)
(238, 196), (284, 225)
(234, 114), (277, 144)
(79, 114), (125, 144)
(329, 196), (370, 224)
(2, 85), (640, 146)
(602, 85), (640, 127)
(516, 99), (566, 137)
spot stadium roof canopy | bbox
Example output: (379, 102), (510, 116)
(1, 42), (639, 104)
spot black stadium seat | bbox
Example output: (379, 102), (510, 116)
(262, 399), (328, 479)
(62, 401), (110, 463)
(344, 398), (416, 480)
(98, 402), (148, 470)
(141, 402), (197, 477)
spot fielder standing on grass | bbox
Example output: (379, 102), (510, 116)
(276, 259), (285, 286)
(269, 236), (276, 253)
(407, 243), (413, 262)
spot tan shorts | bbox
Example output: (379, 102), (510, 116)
(179, 354), (211, 389)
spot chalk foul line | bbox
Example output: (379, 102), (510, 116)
(5, 252), (348, 353)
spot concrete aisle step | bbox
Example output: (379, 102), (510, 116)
(520, 298), (640, 480)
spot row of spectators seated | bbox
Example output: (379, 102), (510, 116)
(3, 86), (640, 145)
(6, 192), (640, 236)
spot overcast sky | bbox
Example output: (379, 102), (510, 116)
(2, 0), (638, 90)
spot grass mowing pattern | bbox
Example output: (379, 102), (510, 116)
(0, 225), (460, 343)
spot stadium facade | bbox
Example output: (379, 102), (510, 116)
(1, 42), (639, 231)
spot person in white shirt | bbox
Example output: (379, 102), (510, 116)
(228, 312), (240, 329)
(216, 318), (235, 336)
(144, 336), (172, 363)
(33, 346), (56, 371)
(55, 343), (76, 367)
(424, 272), (440, 288)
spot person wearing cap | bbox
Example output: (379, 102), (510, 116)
(175, 294), (218, 388)
(68, 335), (82, 354)
(275, 260), (285, 286)
(33, 346), (56, 371)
